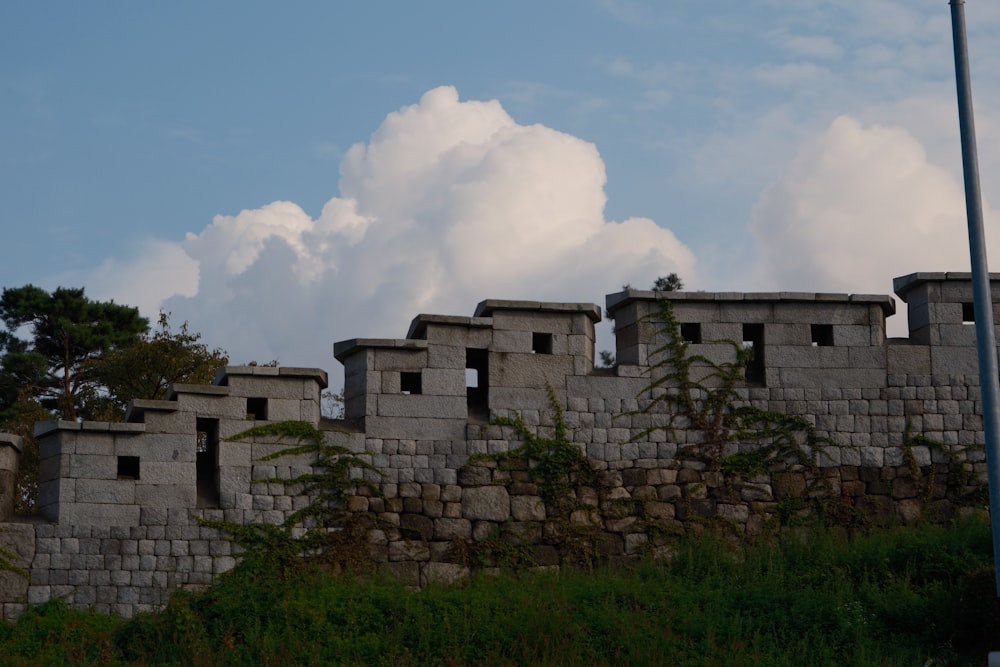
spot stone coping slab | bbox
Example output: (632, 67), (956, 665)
(605, 289), (896, 316)
(34, 420), (146, 437)
(124, 399), (179, 423)
(0, 433), (23, 453)
(406, 314), (494, 340)
(333, 338), (429, 362)
(893, 272), (1000, 301)
(215, 366), (328, 387)
(166, 383), (230, 400)
(472, 300), (602, 322)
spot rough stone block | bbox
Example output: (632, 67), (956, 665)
(421, 562), (469, 586)
(376, 395), (466, 419)
(420, 368), (466, 397)
(134, 484), (196, 509)
(138, 462), (195, 486)
(69, 454), (117, 480)
(510, 495), (546, 521)
(64, 503), (140, 528)
(462, 486), (510, 522)
(373, 349), (429, 371)
(769, 345), (850, 369)
(930, 347), (979, 377)
(74, 479), (135, 504)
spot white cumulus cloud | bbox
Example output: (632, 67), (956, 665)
(750, 115), (999, 325)
(137, 86), (696, 375)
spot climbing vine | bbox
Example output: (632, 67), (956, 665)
(900, 419), (987, 509)
(0, 529), (27, 581)
(200, 420), (382, 574)
(476, 386), (596, 515)
(630, 299), (827, 479)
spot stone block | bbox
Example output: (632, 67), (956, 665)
(422, 562), (469, 586)
(174, 395), (246, 419)
(374, 349), (428, 371)
(717, 302), (775, 324)
(848, 347), (887, 370)
(462, 486), (511, 522)
(778, 367), (887, 390)
(426, 344), (466, 370)
(938, 324), (977, 347)
(420, 368), (466, 397)
(136, 409), (194, 435)
(366, 416), (467, 441)
(488, 352), (575, 389)
(388, 540), (430, 562)
(834, 325), (877, 347)
(755, 323), (806, 346)
(487, 310), (580, 335)
(73, 433), (115, 456)
(930, 347), (978, 377)
(69, 454), (117, 480)
(134, 484), (196, 509)
(492, 330), (532, 354)
(218, 467), (252, 499)
(262, 399), (302, 422)
(769, 345), (849, 369)
(116, 434), (196, 463)
(376, 394), (467, 419)
(138, 462), (195, 486)
(64, 503), (140, 528)
(510, 495), (546, 521)
(74, 479), (135, 504)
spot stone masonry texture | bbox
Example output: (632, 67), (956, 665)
(0, 271), (996, 619)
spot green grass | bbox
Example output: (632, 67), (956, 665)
(1, 517), (997, 666)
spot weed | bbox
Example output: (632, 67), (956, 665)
(199, 420), (382, 576)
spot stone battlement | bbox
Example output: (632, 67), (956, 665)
(0, 271), (996, 618)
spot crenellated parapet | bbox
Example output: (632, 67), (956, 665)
(3, 273), (1000, 619)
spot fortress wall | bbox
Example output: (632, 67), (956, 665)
(1, 272), (995, 618)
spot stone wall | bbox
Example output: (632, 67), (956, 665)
(0, 271), (995, 619)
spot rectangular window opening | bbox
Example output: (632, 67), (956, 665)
(532, 332), (553, 354)
(117, 456), (140, 480)
(466, 348), (489, 422)
(742, 323), (766, 387)
(680, 322), (702, 344)
(963, 302), (975, 324)
(246, 397), (268, 421)
(196, 417), (220, 508)
(400, 371), (422, 395)
(811, 324), (834, 347)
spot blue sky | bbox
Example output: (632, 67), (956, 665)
(3, 1), (1000, 377)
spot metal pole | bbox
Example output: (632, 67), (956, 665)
(949, 0), (1000, 598)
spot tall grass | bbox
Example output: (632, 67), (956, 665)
(1, 517), (996, 666)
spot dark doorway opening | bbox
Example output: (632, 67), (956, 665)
(196, 417), (220, 508)
(742, 323), (766, 387)
(466, 348), (489, 422)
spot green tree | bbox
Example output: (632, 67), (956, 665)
(89, 312), (229, 419)
(652, 273), (684, 292)
(2, 390), (51, 513)
(0, 285), (148, 421)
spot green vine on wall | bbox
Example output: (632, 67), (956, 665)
(476, 386), (596, 515)
(900, 419), (986, 509)
(200, 420), (382, 575)
(0, 529), (28, 581)
(630, 299), (827, 479)
(628, 300), (751, 464)
(462, 386), (611, 567)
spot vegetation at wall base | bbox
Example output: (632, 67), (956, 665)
(1, 517), (997, 666)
